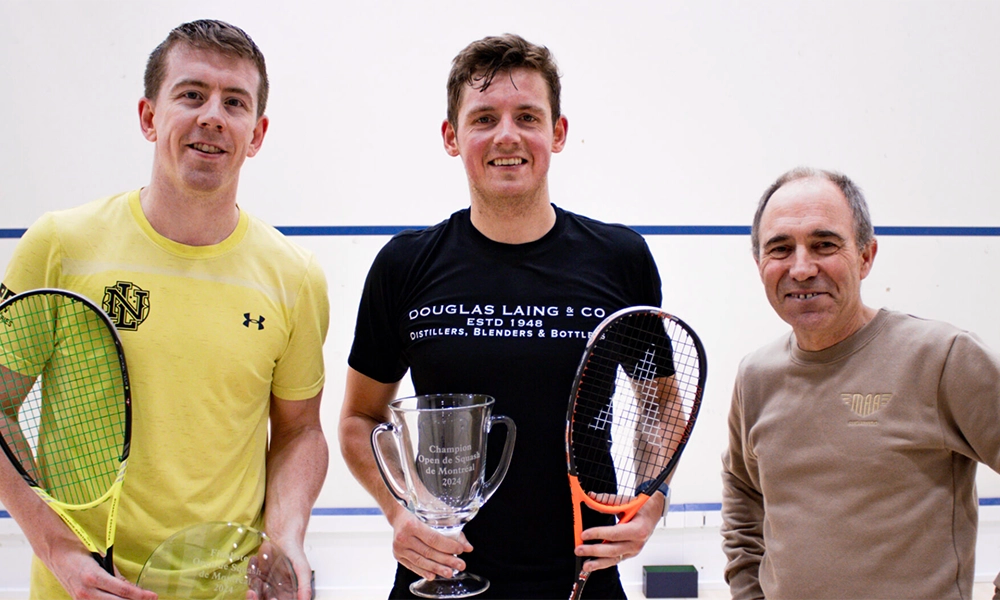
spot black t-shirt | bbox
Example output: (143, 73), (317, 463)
(349, 206), (662, 599)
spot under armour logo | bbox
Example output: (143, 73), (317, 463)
(243, 313), (265, 330)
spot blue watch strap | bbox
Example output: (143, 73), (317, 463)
(635, 479), (670, 498)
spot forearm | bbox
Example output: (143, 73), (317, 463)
(2, 367), (39, 479)
(633, 375), (686, 478)
(0, 456), (90, 570)
(263, 425), (328, 545)
(338, 411), (407, 523)
(338, 369), (408, 524)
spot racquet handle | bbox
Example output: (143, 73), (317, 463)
(92, 548), (114, 575)
(569, 559), (590, 600)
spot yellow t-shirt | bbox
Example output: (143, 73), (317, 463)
(3, 190), (329, 598)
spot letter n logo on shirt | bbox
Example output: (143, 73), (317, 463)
(103, 281), (150, 331)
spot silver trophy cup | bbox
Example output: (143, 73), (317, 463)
(371, 393), (516, 599)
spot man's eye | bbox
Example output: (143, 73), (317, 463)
(769, 246), (791, 258)
(183, 91), (201, 100)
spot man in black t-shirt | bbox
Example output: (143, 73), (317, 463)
(339, 34), (667, 599)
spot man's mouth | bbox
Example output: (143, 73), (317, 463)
(787, 292), (822, 300)
(189, 143), (225, 154)
(490, 157), (524, 166)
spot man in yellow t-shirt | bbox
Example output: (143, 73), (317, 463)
(0, 20), (328, 600)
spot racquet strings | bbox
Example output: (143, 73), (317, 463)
(0, 292), (126, 506)
(570, 312), (702, 504)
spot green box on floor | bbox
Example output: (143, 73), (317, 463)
(642, 565), (698, 598)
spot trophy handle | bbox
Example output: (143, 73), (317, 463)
(370, 422), (409, 507)
(481, 415), (516, 504)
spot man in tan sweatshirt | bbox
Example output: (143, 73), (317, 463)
(722, 166), (1000, 599)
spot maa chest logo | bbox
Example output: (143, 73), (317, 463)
(103, 281), (150, 331)
(841, 392), (892, 426)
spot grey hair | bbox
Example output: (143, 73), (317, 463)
(751, 166), (874, 257)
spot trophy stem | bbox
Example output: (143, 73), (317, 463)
(407, 526), (490, 598)
(437, 525), (465, 539)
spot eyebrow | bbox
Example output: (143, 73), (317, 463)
(763, 234), (792, 248)
(763, 229), (847, 248)
(811, 229), (847, 242)
(465, 103), (547, 117)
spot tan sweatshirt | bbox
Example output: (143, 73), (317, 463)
(722, 309), (1000, 599)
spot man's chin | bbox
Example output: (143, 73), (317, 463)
(181, 172), (234, 195)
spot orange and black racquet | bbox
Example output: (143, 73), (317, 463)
(566, 306), (705, 599)
(0, 289), (131, 575)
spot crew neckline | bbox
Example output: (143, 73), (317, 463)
(462, 203), (565, 253)
(128, 189), (249, 259)
(789, 308), (891, 365)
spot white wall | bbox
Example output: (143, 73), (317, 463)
(2, 0), (1000, 596)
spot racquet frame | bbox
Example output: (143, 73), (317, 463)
(0, 288), (131, 574)
(565, 306), (706, 599)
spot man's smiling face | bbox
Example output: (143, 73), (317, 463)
(442, 67), (567, 210)
(140, 43), (267, 198)
(755, 176), (877, 351)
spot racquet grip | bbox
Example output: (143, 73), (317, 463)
(569, 557), (590, 600)
(92, 549), (114, 575)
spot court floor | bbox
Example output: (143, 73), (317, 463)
(314, 581), (997, 598)
(0, 580), (994, 598)
(689, 582), (996, 599)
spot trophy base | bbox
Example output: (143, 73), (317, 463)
(410, 571), (489, 599)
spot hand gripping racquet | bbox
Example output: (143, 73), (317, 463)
(566, 306), (705, 599)
(0, 289), (131, 575)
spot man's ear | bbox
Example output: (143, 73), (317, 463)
(859, 238), (878, 280)
(139, 98), (157, 142)
(551, 114), (568, 153)
(246, 115), (269, 158)
(442, 119), (461, 157)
